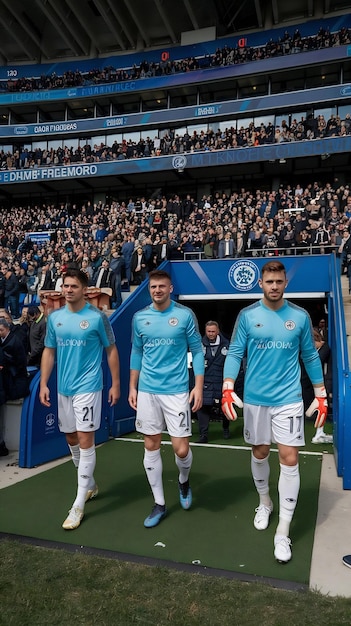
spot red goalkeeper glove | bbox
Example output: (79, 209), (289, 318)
(221, 385), (243, 421)
(305, 386), (328, 428)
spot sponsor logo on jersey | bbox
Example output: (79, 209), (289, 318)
(80, 320), (90, 329)
(284, 320), (296, 330)
(168, 317), (178, 326)
(57, 338), (87, 346)
(145, 338), (176, 347)
(228, 260), (259, 291)
(256, 339), (293, 349)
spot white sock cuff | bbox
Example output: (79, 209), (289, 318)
(251, 452), (270, 464)
(175, 449), (193, 464)
(280, 463), (299, 476)
(144, 448), (161, 463)
(79, 445), (95, 459)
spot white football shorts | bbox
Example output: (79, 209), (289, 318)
(135, 391), (192, 437)
(243, 402), (305, 447)
(58, 391), (102, 433)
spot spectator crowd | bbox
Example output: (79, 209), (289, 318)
(1, 111), (351, 172)
(0, 178), (349, 317)
(2, 25), (351, 93)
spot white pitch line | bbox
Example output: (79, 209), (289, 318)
(114, 437), (326, 456)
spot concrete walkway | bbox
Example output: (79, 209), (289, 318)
(309, 274), (351, 597)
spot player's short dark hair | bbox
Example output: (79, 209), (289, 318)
(261, 260), (286, 277)
(148, 269), (172, 282)
(63, 267), (89, 287)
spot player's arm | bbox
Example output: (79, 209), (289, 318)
(106, 344), (120, 406)
(187, 318), (205, 412)
(39, 347), (55, 407)
(128, 369), (140, 411)
(221, 316), (246, 420)
(189, 373), (204, 412)
(301, 319), (328, 428)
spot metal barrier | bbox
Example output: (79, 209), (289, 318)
(183, 245), (338, 261)
(244, 244), (339, 257)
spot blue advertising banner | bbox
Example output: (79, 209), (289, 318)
(0, 45), (349, 107)
(0, 135), (350, 186)
(1, 82), (351, 140)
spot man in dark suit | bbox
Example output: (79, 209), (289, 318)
(196, 321), (231, 443)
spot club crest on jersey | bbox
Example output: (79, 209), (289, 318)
(221, 346), (228, 356)
(168, 317), (178, 326)
(285, 320), (296, 331)
(80, 320), (90, 330)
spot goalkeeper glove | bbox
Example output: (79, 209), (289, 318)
(221, 382), (243, 421)
(305, 386), (328, 428)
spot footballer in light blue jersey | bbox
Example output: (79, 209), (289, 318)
(130, 299), (204, 395)
(223, 299), (323, 406)
(40, 269), (120, 532)
(222, 260), (326, 564)
(45, 301), (115, 396)
(129, 269), (204, 528)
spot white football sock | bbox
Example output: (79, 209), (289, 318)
(143, 448), (165, 506)
(251, 453), (271, 506)
(72, 446), (96, 510)
(175, 449), (193, 484)
(276, 463), (300, 537)
(68, 444), (80, 468)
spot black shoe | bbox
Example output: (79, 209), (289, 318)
(196, 436), (208, 444)
(0, 441), (9, 456)
(223, 429), (230, 440)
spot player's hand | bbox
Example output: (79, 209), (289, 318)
(108, 384), (120, 406)
(39, 385), (51, 407)
(221, 388), (243, 421)
(305, 386), (328, 428)
(189, 386), (203, 412)
(128, 388), (138, 411)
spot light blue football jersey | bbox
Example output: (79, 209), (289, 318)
(45, 303), (115, 396)
(130, 300), (204, 394)
(223, 299), (324, 406)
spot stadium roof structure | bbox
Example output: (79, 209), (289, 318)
(0, 0), (351, 64)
